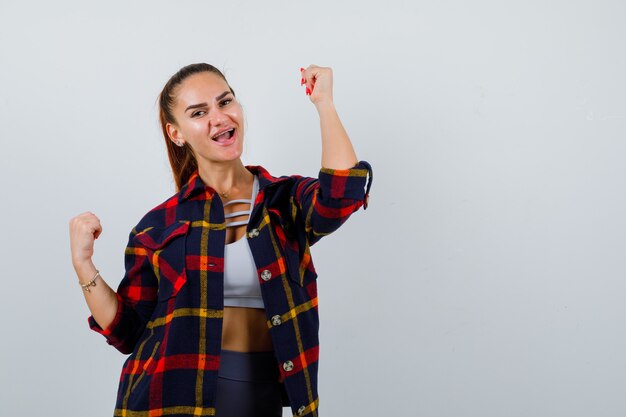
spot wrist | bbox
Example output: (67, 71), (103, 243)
(73, 258), (96, 275)
(314, 99), (336, 113)
(79, 269), (101, 293)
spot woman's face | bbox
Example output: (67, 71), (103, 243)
(167, 71), (244, 165)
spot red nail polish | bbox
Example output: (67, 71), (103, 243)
(301, 78), (305, 85)
(300, 67), (305, 72)
(306, 87), (311, 95)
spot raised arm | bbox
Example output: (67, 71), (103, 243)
(301, 65), (359, 170)
(69, 212), (158, 354)
(289, 65), (372, 246)
(69, 212), (119, 329)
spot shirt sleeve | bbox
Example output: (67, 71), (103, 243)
(87, 228), (158, 355)
(290, 160), (373, 246)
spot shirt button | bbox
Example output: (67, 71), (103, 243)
(248, 228), (259, 238)
(297, 405), (306, 415)
(271, 315), (282, 326)
(282, 360), (294, 372)
(261, 269), (272, 281)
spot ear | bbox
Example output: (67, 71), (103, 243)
(166, 122), (182, 144)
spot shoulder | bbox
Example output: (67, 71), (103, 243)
(247, 164), (299, 184)
(246, 165), (309, 189)
(246, 164), (309, 195)
(131, 192), (181, 237)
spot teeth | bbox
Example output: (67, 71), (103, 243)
(212, 128), (234, 139)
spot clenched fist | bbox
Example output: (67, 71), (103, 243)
(300, 64), (334, 107)
(69, 211), (102, 267)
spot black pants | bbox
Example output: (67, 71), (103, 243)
(214, 350), (284, 417)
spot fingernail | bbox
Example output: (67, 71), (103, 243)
(300, 67), (305, 72)
(306, 87), (311, 95)
(301, 78), (305, 85)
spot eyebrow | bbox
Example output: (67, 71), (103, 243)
(185, 91), (232, 113)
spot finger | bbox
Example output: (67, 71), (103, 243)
(78, 215), (101, 238)
(307, 66), (325, 93)
(307, 66), (316, 87)
(301, 67), (312, 96)
(305, 72), (316, 95)
(80, 211), (99, 222)
(94, 221), (102, 239)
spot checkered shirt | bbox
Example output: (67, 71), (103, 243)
(88, 160), (373, 417)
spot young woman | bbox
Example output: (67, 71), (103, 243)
(69, 63), (372, 417)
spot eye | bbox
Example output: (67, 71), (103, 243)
(191, 110), (206, 118)
(220, 98), (233, 107)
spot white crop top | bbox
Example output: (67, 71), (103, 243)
(223, 175), (264, 308)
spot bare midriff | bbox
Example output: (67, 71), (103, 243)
(222, 306), (274, 352)
(221, 196), (274, 353)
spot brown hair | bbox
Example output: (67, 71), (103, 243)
(158, 63), (236, 191)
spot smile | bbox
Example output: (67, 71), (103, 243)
(211, 128), (236, 146)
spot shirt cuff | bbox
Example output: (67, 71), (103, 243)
(319, 160), (373, 208)
(87, 292), (124, 345)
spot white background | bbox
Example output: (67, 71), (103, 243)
(1, 1), (625, 416)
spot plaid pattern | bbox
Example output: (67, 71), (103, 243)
(88, 160), (373, 417)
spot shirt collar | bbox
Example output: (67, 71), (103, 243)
(178, 164), (289, 203)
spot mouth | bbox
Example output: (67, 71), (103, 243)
(211, 128), (236, 143)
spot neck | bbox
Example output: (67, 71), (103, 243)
(197, 159), (252, 196)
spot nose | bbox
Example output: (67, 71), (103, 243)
(208, 106), (228, 127)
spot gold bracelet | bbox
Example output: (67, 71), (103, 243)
(80, 269), (101, 293)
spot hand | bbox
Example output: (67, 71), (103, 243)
(300, 65), (334, 106)
(69, 211), (102, 268)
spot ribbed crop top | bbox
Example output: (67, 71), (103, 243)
(223, 175), (264, 308)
